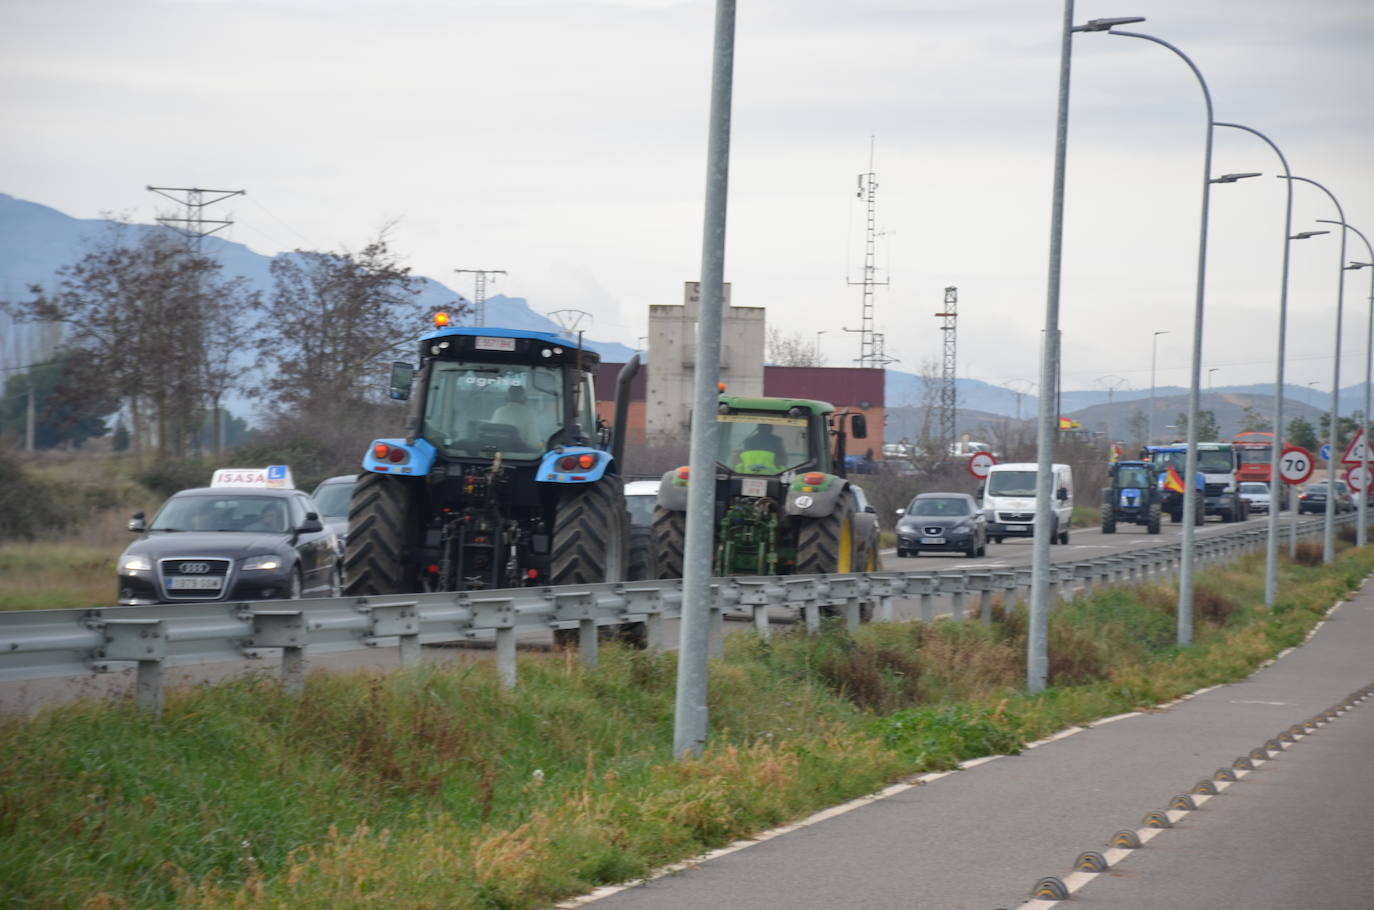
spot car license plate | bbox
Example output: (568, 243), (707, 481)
(920, 536), (944, 544)
(167, 576), (222, 590)
(1007, 524), (1029, 531)
(741, 477), (768, 498)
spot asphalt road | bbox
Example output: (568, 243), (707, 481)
(574, 569), (1374, 910)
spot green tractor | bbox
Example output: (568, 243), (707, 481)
(650, 395), (881, 578)
(1101, 460), (1162, 534)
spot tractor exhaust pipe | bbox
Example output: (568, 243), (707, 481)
(611, 354), (642, 469)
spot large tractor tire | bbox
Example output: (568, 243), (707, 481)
(795, 494), (857, 576)
(344, 472), (421, 596)
(1146, 503), (1162, 534)
(550, 475), (628, 586)
(651, 506), (687, 579)
(1101, 510), (1117, 534)
(615, 525), (658, 649)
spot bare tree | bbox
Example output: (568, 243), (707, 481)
(766, 327), (824, 367)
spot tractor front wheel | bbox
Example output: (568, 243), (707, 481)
(344, 472), (421, 596)
(1147, 504), (1162, 534)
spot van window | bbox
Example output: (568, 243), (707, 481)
(987, 471), (1037, 497)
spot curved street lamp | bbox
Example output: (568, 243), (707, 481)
(1281, 176), (1348, 563)
(1317, 219), (1374, 545)
(1108, 26), (1259, 646)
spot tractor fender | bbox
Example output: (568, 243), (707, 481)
(361, 437), (437, 476)
(656, 468), (690, 512)
(785, 479), (847, 518)
(536, 446), (614, 483)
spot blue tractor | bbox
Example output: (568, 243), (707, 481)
(343, 319), (646, 599)
(1100, 460), (1161, 534)
(1144, 445), (1206, 524)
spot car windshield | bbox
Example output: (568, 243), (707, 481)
(1197, 449), (1235, 473)
(1117, 466), (1150, 488)
(311, 482), (354, 519)
(1240, 483), (1268, 494)
(716, 413), (812, 475)
(987, 471), (1037, 496)
(151, 494), (291, 533)
(910, 498), (970, 517)
(625, 494), (656, 527)
(1308, 484), (1328, 493)
(423, 361), (565, 459)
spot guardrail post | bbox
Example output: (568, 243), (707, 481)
(1014, 567), (1034, 611)
(905, 575), (937, 624)
(252, 611), (307, 695)
(367, 601), (420, 665)
(495, 627), (517, 689)
(578, 619), (598, 666)
(99, 619), (167, 713)
(967, 572), (993, 624)
(937, 574), (967, 621)
(991, 571), (1017, 622)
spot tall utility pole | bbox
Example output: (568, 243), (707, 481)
(847, 138), (890, 368)
(454, 269), (508, 327)
(936, 286), (959, 453)
(1096, 374), (1127, 439)
(146, 186), (245, 253)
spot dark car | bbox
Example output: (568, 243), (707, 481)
(117, 485), (340, 605)
(310, 474), (358, 550)
(1298, 481), (1354, 514)
(895, 492), (986, 558)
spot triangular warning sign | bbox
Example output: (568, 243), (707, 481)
(1341, 428), (1368, 465)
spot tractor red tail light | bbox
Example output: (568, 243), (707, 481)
(804, 472), (826, 485)
(676, 466), (690, 481)
(556, 455), (579, 471)
(388, 446), (407, 464)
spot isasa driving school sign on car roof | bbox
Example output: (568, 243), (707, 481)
(210, 465), (295, 489)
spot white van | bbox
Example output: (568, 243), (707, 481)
(980, 462), (1074, 545)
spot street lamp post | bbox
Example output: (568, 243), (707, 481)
(1028, 7), (1145, 693)
(1149, 330), (1168, 443)
(1317, 220), (1374, 546)
(1108, 26), (1260, 646)
(1212, 122), (1312, 606)
(1207, 367), (1218, 392)
(1282, 176), (1348, 563)
(814, 330), (827, 364)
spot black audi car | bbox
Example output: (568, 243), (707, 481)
(117, 485), (340, 605)
(895, 492), (987, 558)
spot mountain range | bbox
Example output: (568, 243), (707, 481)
(2, 192), (1367, 429)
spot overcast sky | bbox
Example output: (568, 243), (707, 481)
(3, 0), (1372, 399)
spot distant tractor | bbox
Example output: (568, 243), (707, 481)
(650, 395), (881, 581)
(1101, 460), (1162, 534)
(344, 318), (649, 601)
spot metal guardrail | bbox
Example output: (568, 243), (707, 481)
(0, 515), (1350, 711)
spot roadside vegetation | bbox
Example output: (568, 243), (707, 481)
(4, 540), (1372, 909)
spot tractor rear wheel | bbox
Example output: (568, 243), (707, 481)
(795, 495), (857, 576)
(1147, 504), (1162, 534)
(651, 507), (687, 579)
(1102, 511), (1116, 534)
(550, 475), (627, 586)
(344, 472), (420, 596)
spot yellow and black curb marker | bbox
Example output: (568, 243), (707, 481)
(1013, 682), (1374, 906)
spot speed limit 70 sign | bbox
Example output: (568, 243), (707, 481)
(1279, 445), (1315, 485)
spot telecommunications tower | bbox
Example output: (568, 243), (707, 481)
(936, 286), (958, 452)
(846, 140), (893, 368)
(454, 268), (508, 327)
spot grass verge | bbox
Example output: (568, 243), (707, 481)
(3, 544), (1373, 909)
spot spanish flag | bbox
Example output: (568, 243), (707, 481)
(1165, 465), (1186, 493)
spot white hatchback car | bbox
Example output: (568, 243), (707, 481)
(1238, 481), (1271, 514)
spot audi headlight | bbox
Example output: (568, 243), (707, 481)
(120, 555), (152, 572)
(243, 556), (282, 571)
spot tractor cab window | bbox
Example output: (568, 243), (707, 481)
(716, 413), (811, 475)
(423, 361), (564, 459)
(1117, 466), (1150, 489)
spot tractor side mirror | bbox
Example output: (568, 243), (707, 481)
(128, 511), (146, 533)
(388, 361), (416, 401)
(850, 414), (868, 439)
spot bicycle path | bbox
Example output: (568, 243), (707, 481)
(574, 575), (1374, 910)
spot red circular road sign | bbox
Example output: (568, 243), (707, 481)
(968, 451), (997, 479)
(1278, 445), (1315, 485)
(1345, 464), (1371, 493)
